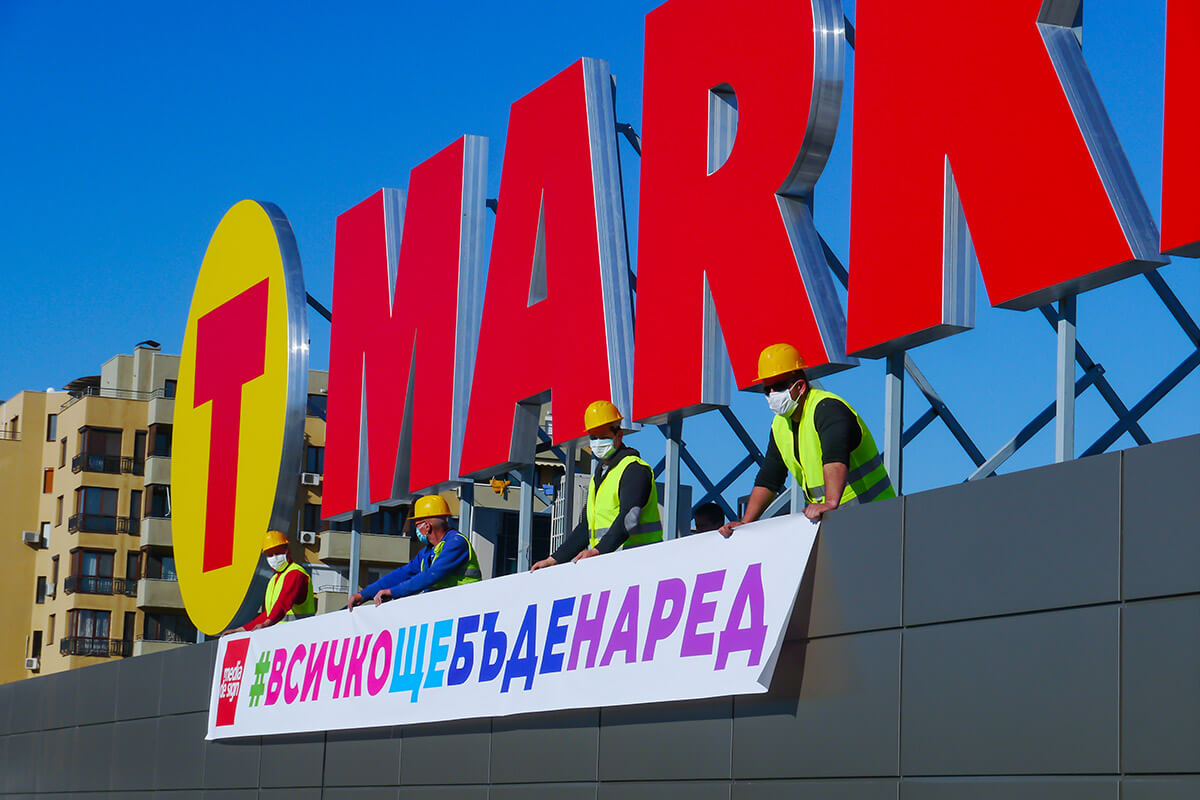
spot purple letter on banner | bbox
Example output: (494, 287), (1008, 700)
(715, 563), (769, 670)
(642, 577), (687, 661)
(568, 591), (611, 670)
(681, 570), (725, 657)
(600, 585), (640, 667)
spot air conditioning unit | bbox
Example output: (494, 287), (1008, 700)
(24, 657), (39, 671)
(301, 472), (322, 486)
(21, 530), (40, 546)
(298, 530), (318, 545)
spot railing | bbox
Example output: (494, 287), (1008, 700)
(136, 630), (192, 644)
(120, 516), (140, 535)
(0, 428), (18, 441)
(71, 453), (135, 474)
(59, 637), (131, 657)
(63, 575), (135, 596)
(60, 386), (157, 411)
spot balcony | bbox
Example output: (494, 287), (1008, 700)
(71, 453), (135, 475)
(141, 516), (171, 548)
(143, 455), (170, 485)
(137, 577), (184, 611)
(148, 395), (174, 427)
(318, 530), (416, 566)
(58, 637), (132, 658)
(133, 638), (185, 657)
(68, 514), (140, 535)
(63, 575), (137, 596)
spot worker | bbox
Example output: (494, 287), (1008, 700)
(347, 494), (481, 609)
(531, 400), (662, 569)
(691, 501), (726, 534)
(220, 530), (314, 634)
(720, 343), (894, 536)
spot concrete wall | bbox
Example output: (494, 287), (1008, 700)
(2, 434), (1199, 798)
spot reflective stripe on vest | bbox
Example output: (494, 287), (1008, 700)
(420, 530), (482, 591)
(770, 389), (896, 507)
(586, 454), (663, 549)
(264, 561), (315, 623)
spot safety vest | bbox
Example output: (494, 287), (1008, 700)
(420, 530), (482, 591)
(771, 388), (896, 507)
(264, 561), (315, 623)
(586, 454), (663, 549)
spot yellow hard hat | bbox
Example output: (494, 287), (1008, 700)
(410, 494), (452, 521)
(262, 529), (289, 552)
(756, 343), (807, 384)
(584, 400), (623, 433)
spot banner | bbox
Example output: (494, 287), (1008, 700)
(206, 515), (818, 739)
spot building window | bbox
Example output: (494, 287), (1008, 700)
(148, 423), (172, 457)
(77, 427), (123, 473)
(74, 549), (115, 578)
(133, 430), (147, 474)
(304, 445), (324, 474)
(59, 437), (66, 468)
(55, 496), (63, 526)
(163, 379), (177, 399)
(145, 552), (177, 581)
(40, 521), (50, 548)
(74, 486), (119, 532)
(42, 468), (53, 494)
(47, 614), (55, 645)
(126, 551), (140, 580)
(31, 631), (42, 660)
(302, 503), (322, 532)
(306, 393), (327, 420)
(69, 609), (111, 654)
(51, 555), (59, 587)
(146, 485), (170, 518)
(144, 612), (196, 643)
(129, 490), (142, 519)
(36, 576), (47, 604)
(122, 612), (136, 644)
(45, 414), (57, 442)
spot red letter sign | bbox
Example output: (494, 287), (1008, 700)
(193, 278), (269, 572)
(633, 0), (851, 422)
(324, 137), (488, 515)
(847, 0), (1164, 357)
(1161, 0), (1200, 257)
(460, 58), (636, 477)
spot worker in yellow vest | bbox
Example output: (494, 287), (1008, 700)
(720, 343), (895, 536)
(347, 495), (482, 609)
(220, 530), (315, 634)
(532, 400), (662, 570)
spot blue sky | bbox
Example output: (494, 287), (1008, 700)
(1, 0), (1195, 502)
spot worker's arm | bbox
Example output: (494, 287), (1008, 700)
(593, 461), (653, 554)
(539, 517), (588, 569)
(244, 570), (307, 630)
(360, 554), (420, 600)
(720, 433), (786, 537)
(383, 534), (469, 597)
(804, 398), (861, 519)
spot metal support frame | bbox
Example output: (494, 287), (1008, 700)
(347, 509), (362, 602)
(459, 480), (475, 540)
(517, 463), (534, 571)
(1055, 296), (1077, 462)
(662, 418), (682, 539)
(884, 352), (905, 494)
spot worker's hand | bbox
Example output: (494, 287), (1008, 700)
(803, 502), (834, 521)
(373, 588), (393, 606)
(572, 548), (600, 563)
(347, 592), (365, 611)
(219, 626), (243, 637)
(718, 520), (748, 538)
(531, 556), (557, 571)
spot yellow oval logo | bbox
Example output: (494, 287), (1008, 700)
(174, 200), (308, 635)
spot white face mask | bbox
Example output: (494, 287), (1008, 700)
(589, 437), (615, 460)
(767, 386), (800, 417)
(267, 553), (288, 572)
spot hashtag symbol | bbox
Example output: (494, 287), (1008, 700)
(247, 651), (271, 708)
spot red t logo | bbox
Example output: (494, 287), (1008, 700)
(194, 279), (270, 572)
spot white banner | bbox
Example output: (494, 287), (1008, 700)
(206, 515), (818, 739)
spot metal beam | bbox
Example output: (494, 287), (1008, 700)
(694, 453), (758, 508)
(717, 406), (766, 465)
(884, 351), (905, 494)
(347, 509), (362, 603)
(563, 444), (577, 538)
(1145, 270), (1200, 346)
(1082, 348), (1200, 457)
(517, 464), (534, 572)
(903, 355), (986, 466)
(903, 407), (938, 446)
(1055, 295), (1077, 462)
(306, 293), (332, 322)
(677, 446), (737, 521)
(969, 366), (1101, 481)
(662, 418), (682, 540)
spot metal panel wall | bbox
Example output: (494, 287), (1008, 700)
(1, 434), (1199, 798)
